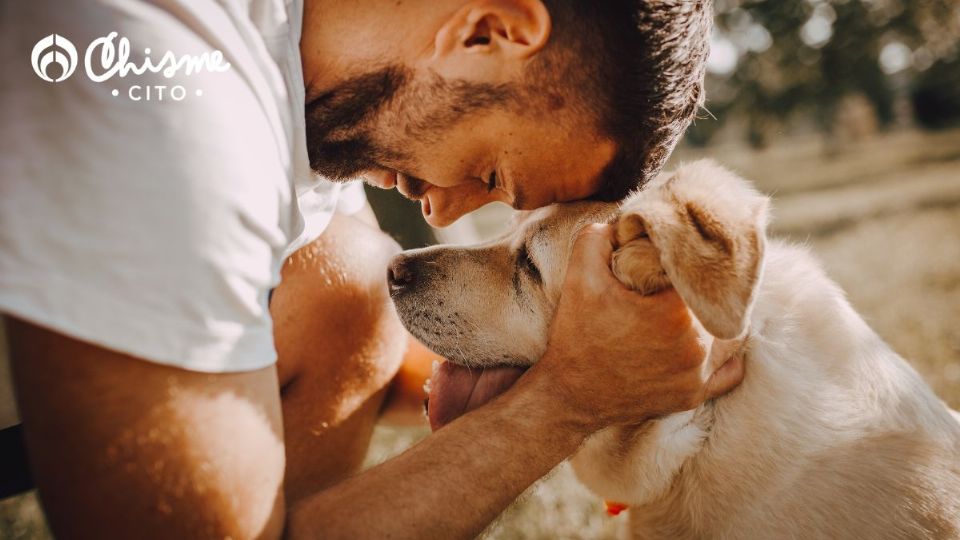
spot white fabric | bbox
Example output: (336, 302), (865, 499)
(0, 0), (366, 429)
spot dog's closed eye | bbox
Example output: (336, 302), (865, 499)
(517, 244), (542, 284)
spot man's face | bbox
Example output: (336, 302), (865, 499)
(305, 68), (617, 227)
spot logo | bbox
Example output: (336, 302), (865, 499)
(32, 34), (78, 82)
(29, 32), (230, 101)
(30, 32), (230, 101)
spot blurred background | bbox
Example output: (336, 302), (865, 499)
(3, 0), (959, 538)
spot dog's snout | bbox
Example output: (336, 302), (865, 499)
(387, 256), (417, 295)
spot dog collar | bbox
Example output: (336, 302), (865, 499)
(604, 500), (629, 516)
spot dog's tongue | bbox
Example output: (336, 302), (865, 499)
(428, 362), (526, 431)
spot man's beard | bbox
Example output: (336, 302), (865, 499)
(304, 65), (513, 182)
(304, 66), (409, 181)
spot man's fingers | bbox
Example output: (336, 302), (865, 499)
(704, 354), (745, 400)
(569, 224), (614, 270)
(565, 224), (622, 294)
(566, 225), (694, 328)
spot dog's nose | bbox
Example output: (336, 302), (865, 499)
(387, 256), (416, 294)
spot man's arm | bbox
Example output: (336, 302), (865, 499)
(10, 318), (577, 540)
(10, 225), (741, 540)
(8, 317), (287, 540)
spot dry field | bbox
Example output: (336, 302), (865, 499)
(2, 128), (959, 539)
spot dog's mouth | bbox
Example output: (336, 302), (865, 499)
(427, 362), (528, 431)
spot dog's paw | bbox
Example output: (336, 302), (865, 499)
(611, 212), (671, 295)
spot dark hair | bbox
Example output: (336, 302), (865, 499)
(536, 0), (712, 201)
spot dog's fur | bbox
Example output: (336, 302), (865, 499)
(390, 160), (960, 539)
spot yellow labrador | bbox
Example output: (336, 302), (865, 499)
(388, 160), (960, 539)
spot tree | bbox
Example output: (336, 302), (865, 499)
(689, 0), (960, 147)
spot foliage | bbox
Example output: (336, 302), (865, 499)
(688, 0), (960, 146)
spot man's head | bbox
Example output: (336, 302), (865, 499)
(302, 0), (712, 226)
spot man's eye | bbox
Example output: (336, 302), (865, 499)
(486, 171), (498, 193)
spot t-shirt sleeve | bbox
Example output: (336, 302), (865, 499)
(0, 2), (294, 372)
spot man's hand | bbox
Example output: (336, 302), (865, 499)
(533, 224), (745, 431)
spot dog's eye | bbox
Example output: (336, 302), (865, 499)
(517, 244), (541, 283)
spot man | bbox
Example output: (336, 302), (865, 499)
(0, 0), (739, 538)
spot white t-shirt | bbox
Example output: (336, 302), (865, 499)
(0, 0), (366, 428)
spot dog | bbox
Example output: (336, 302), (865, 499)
(388, 160), (960, 539)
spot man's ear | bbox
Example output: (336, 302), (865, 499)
(429, 0), (550, 82)
(615, 160), (769, 340)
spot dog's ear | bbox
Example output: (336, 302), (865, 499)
(613, 160), (769, 339)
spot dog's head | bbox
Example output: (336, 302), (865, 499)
(388, 160), (769, 428)
(389, 200), (617, 368)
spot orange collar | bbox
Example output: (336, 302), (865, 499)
(604, 500), (629, 516)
